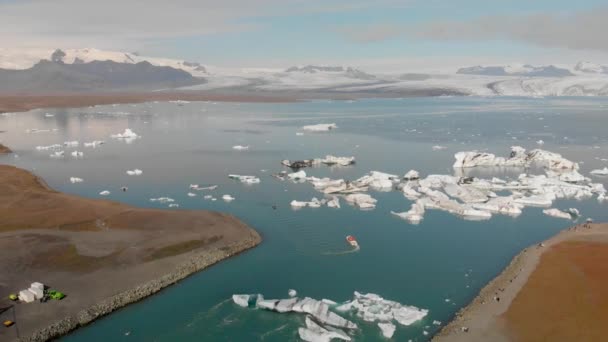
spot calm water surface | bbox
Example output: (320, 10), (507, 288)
(1, 97), (607, 341)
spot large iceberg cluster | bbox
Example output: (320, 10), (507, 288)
(232, 290), (427, 340)
(275, 146), (606, 223)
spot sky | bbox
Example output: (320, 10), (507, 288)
(1, 0), (608, 72)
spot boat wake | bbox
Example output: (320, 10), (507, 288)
(322, 246), (360, 256)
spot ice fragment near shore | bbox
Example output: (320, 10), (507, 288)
(69, 177), (83, 183)
(222, 194), (235, 202)
(543, 208), (579, 220)
(99, 190), (110, 196)
(232, 294), (250, 307)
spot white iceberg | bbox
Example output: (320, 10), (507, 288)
(302, 123), (337, 132)
(288, 170), (307, 180)
(71, 151), (84, 157)
(150, 197), (175, 203)
(378, 322), (396, 338)
(111, 128), (140, 143)
(543, 208), (578, 220)
(69, 177), (83, 183)
(50, 151), (65, 158)
(228, 174), (260, 184)
(327, 197), (340, 208)
(590, 167), (608, 176)
(187, 192), (197, 197)
(232, 294), (250, 308)
(318, 155), (355, 166)
(403, 170), (420, 180)
(344, 194), (377, 210)
(126, 169), (143, 176)
(99, 190), (110, 196)
(391, 201), (425, 224)
(232, 145), (250, 151)
(83, 140), (104, 148)
(222, 194), (235, 202)
(289, 289), (298, 297)
(299, 316), (351, 342)
(36, 144), (62, 151)
(64, 140), (79, 147)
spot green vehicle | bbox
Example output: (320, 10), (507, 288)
(47, 290), (65, 300)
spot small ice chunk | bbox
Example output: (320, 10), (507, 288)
(289, 289), (297, 297)
(70, 177), (83, 183)
(232, 294), (251, 307)
(378, 322), (396, 338)
(71, 150), (84, 157)
(64, 140), (79, 147)
(288, 170), (307, 180)
(537, 139), (545, 145)
(99, 190), (110, 196)
(168, 204), (179, 208)
(150, 197), (175, 203)
(126, 169), (143, 176)
(232, 145), (250, 151)
(403, 170), (420, 180)
(590, 167), (608, 176)
(111, 128), (139, 139)
(187, 192), (197, 197)
(222, 194), (235, 202)
(432, 145), (447, 151)
(543, 208), (577, 220)
(327, 197), (340, 208)
(302, 123), (337, 132)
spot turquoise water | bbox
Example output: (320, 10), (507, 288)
(1, 97), (608, 341)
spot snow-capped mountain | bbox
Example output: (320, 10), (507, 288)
(1, 47), (608, 97)
(457, 64), (574, 77)
(574, 61), (608, 74)
(0, 48), (208, 76)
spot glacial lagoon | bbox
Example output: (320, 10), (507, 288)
(1, 96), (608, 341)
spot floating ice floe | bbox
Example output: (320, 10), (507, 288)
(378, 322), (396, 338)
(187, 192), (196, 197)
(150, 197), (175, 203)
(36, 144), (62, 151)
(228, 174), (260, 184)
(282, 155), (355, 169)
(273, 146), (605, 223)
(232, 145), (250, 151)
(289, 289), (298, 297)
(344, 194), (377, 210)
(537, 140), (545, 145)
(590, 167), (608, 176)
(190, 184), (218, 191)
(543, 208), (580, 220)
(99, 190), (110, 196)
(126, 169), (143, 176)
(111, 128), (140, 143)
(299, 316), (352, 342)
(222, 194), (235, 202)
(168, 204), (179, 208)
(432, 145), (447, 151)
(71, 151), (84, 158)
(83, 140), (104, 148)
(69, 177), (83, 183)
(50, 151), (65, 158)
(302, 123), (337, 132)
(453, 146), (578, 170)
(327, 197), (341, 208)
(64, 141), (79, 147)
(291, 198), (324, 209)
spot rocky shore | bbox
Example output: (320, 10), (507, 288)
(19, 236), (260, 342)
(0, 143), (11, 154)
(433, 222), (608, 342)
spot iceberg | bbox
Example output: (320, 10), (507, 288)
(590, 167), (608, 176)
(69, 177), (83, 183)
(71, 151), (84, 157)
(298, 316), (351, 342)
(111, 128), (139, 139)
(344, 194), (377, 210)
(318, 155), (355, 166)
(232, 294), (250, 308)
(36, 144), (62, 151)
(288, 170), (307, 180)
(83, 140), (104, 148)
(222, 194), (235, 202)
(543, 208), (578, 220)
(291, 198), (323, 209)
(302, 123), (337, 132)
(378, 322), (396, 338)
(403, 170), (420, 180)
(327, 197), (340, 208)
(187, 192), (196, 197)
(453, 146), (578, 170)
(126, 169), (143, 176)
(150, 197), (175, 203)
(391, 201), (425, 224)
(99, 190), (110, 196)
(289, 289), (298, 297)
(64, 140), (79, 147)
(229, 174), (260, 184)
(232, 145), (250, 151)
(50, 151), (65, 158)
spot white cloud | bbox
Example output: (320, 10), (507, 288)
(0, 0), (408, 50)
(339, 7), (608, 52)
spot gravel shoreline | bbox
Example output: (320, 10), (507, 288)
(18, 235), (260, 342)
(433, 222), (606, 342)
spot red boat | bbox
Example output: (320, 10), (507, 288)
(346, 235), (359, 248)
